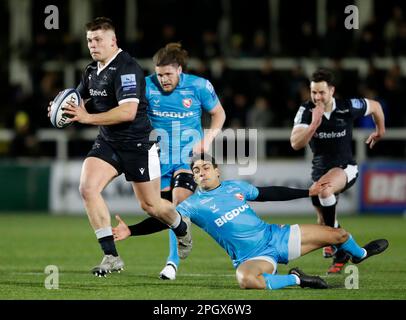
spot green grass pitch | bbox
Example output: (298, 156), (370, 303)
(0, 213), (405, 300)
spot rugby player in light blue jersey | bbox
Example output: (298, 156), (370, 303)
(130, 43), (225, 280)
(113, 153), (389, 290)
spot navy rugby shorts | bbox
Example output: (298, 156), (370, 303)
(87, 136), (161, 182)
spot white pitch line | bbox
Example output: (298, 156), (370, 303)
(10, 272), (235, 277)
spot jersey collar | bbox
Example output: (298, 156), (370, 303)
(323, 98), (337, 120)
(178, 73), (185, 88)
(197, 182), (222, 195)
(97, 48), (123, 75)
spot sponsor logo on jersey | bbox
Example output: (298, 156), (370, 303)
(89, 89), (108, 97)
(200, 197), (214, 204)
(150, 90), (161, 95)
(210, 204), (219, 213)
(214, 204), (249, 227)
(180, 90), (194, 95)
(153, 99), (160, 107)
(314, 129), (346, 139)
(152, 110), (194, 119)
(121, 74), (136, 91)
(350, 99), (365, 109)
(226, 187), (240, 193)
(235, 193), (244, 201)
(335, 109), (349, 114)
(182, 98), (192, 108)
(206, 80), (216, 99)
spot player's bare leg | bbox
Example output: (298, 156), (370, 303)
(160, 182), (193, 280)
(79, 157), (124, 276)
(132, 179), (193, 259)
(315, 169), (351, 273)
(299, 224), (388, 265)
(236, 259), (327, 290)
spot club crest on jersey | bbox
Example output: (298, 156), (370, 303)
(235, 193), (244, 201)
(182, 98), (192, 108)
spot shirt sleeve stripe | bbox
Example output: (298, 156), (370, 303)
(118, 98), (139, 105)
(364, 98), (371, 116)
(293, 124), (309, 129)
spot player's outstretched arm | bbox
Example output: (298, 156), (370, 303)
(365, 99), (386, 149)
(113, 215), (170, 241)
(112, 215), (132, 241)
(254, 181), (330, 202)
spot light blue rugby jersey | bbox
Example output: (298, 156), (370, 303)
(146, 73), (219, 163)
(176, 180), (274, 267)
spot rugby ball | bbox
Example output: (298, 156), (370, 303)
(50, 88), (81, 129)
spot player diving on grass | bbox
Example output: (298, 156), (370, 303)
(129, 43), (225, 280)
(112, 153), (389, 290)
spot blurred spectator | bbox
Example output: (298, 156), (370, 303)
(227, 93), (248, 128)
(384, 6), (404, 55)
(392, 21), (406, 56)
(229, 34), (246, 57)
(249, 30), (268, 57)
(246, 96), (273, 128)
(382, 66), (406, 127)
(357, 18), (384, 58)
(295, 21), (318, 57)
(199, 30), (220, 59)
(321, 15), (347, 59)
(330, 59), (360, 97)
(287, 65), (308, 98)
(9, 111), (40, 157)
(362, 62), (385, 93)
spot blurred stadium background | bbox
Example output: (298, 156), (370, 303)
(0, 0), (404, 215)
(0, 0), (405, 300)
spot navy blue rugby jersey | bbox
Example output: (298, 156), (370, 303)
(293, 98), (369, 170)
(77, 50), (153, 143)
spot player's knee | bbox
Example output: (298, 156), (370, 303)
(333, 228), (349, 244)
(139, 201), (159, 217)
(319, 187), (334, 198)
(237, 273), (256, 289)
(79, 183), (98, 201)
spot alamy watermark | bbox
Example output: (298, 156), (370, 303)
(344, 5), (359, 30)
(150, 124), (258, 176)
(344, 265), (359, 289)
(44, 5), (59, 30)
(44, 265), (59, 289)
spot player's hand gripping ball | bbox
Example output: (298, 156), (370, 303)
(50, 88), (81, 128)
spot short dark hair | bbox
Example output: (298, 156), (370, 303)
(311, 68), (335, 86)
(153, 42), (188, 70)
(190, 153), (218, 170)
(86, 17), (115, 32)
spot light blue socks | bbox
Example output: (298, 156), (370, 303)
(263, 273), (299, 290)
(338, 234), (367, 259)
(166, 229), (180, 267)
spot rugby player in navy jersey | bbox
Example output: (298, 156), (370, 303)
(112, 153), (388, 290)
(48, 18), (192, 277)
(290, 68), (386, 274)
(128, 43), (225, 280)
